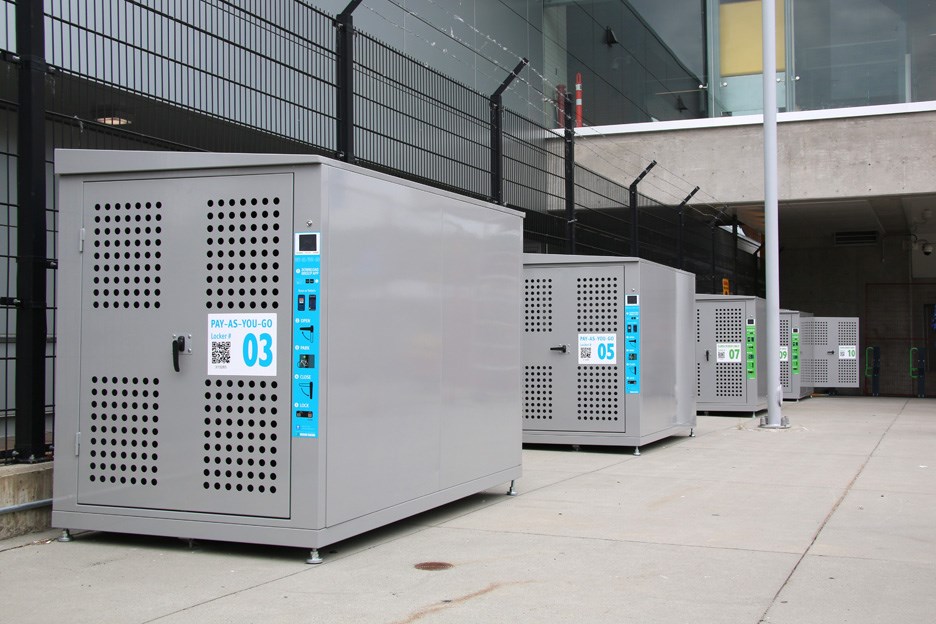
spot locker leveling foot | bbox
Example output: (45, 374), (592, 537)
(306, 549), (323, 565)
(57, 529), (73, 543)
(507, 480), (517, 496)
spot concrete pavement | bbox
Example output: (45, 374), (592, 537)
(1, 397), (934, 623)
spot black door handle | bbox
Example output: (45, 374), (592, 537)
(172, 335), (186, 372)
(550, 345), (568, 354)
(705, 349), (710, 362)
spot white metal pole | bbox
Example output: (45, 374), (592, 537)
(762, 0), (785, 427)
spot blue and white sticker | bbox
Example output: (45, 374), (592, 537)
(207, 314), (277, 376)
(292, 232), (321, 438)
(624, 298), (640, 394)
(578, 333), (617, 364)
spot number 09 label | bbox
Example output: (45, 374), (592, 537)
(207, 313), (277, 376)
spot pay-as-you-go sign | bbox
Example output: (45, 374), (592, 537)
(578, 333), (617, 364)
(207, 313), (278, 376)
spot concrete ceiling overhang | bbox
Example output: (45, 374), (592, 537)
(724, 194), (936, 249)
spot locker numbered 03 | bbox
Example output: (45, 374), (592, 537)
(52, 151), (523, 557)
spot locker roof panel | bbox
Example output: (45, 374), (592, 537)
(523, 253), (695, 278)
(54, 150), (523, 219)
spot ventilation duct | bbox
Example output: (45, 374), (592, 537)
(833, 231), (878, 246)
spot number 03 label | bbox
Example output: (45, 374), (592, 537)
(207, 313), (277, 376)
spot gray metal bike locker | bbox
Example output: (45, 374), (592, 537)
(781, 309), (814, 400)
(52, 150), (523, 553)
(522, 254), (696, 449)
(695, 295), (768, 414)
(801, 316), (861, 389)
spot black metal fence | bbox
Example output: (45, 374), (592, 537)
(0, 0), (761, 462)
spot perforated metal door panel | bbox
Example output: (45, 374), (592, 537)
(523, 265), (625, 432)
(801, 317), (859, 388)
(523, 274), (556, 425)
(76, 175), (293, 518)
(696, 301), (746, 404)
(780, 315), (791, 392)
(833, 318), (860, 387)
(800, 318), (823, 386)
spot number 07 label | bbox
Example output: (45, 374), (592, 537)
(716, 343), (743, 363)
(207, 313), (277, 376)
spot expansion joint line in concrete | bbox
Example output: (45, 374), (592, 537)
(755, 399), (908, 624)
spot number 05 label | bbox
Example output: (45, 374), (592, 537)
(578, 333), (617, 365)
(207, 313), (277, 376)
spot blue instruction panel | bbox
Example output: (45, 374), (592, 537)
(624, 295), (640, 394)
(292, 232), (320, 438)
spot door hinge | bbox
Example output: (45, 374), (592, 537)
(74, 431), (80, 456)
(79, 227), (85, 253)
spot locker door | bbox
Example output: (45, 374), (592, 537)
(523, 265), (625, 432)
(800, 318), (825, 387)
(801, 317), (860, 388)
(696, 305), (716, 403)
(823, 317), (859, 387)
(697, 301), (748, 405)
(779, 314), (792, 394)
(76, 174), (294, 518)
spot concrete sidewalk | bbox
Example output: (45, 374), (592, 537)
(1, 397), (934, 623)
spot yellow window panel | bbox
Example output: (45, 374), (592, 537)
(720, 0), (786, 77)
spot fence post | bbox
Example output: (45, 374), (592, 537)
(489, 58), (528, 205)
(14, 0), (48, 461)
(335, 1), (363, 163)
(676, 186), (699, 270)
(629, 160), (656, 257)
(710, 221), (717, 293)
(489, 95), (502, 204)
(732, 216), (739, 289)
(564, 93), (576, 253)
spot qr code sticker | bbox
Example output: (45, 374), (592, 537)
(211, 341), (231, 365)
(579, 347), (592, 360)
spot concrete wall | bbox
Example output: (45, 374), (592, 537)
(575, 111), (936, 204)
(0, 463), (52, 539)
(776, 237), (936, 396)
